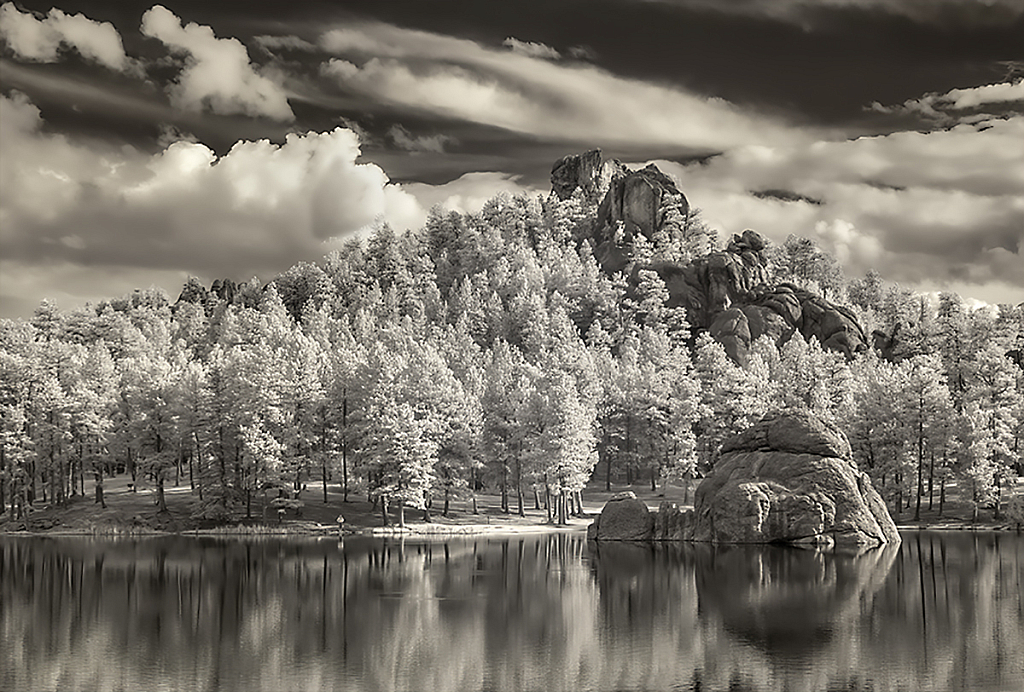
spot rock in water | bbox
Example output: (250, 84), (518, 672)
(587, 491), (654, 540)
(589, 411), (900, 546)
(692, 411), (900, 547)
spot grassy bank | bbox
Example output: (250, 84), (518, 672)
(2, 472), (1020, 537)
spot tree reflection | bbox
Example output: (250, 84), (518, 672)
(1, 532), (1022, 692)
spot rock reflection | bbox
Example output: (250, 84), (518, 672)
(694, 543), (898, 658)
(1, 532), (1022, 692)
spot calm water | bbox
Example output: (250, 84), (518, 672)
(1, 531), (1022, 692)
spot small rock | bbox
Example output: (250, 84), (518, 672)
(589, 491), (654, 540)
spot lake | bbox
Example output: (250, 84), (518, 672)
(1, 531), (1022, 692)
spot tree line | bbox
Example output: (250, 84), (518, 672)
(1, 190), (1022, 524)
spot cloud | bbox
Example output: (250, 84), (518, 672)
(651, 112), (1024, 297)
(873, 80), (1024, 120)
(252, 34), (319, 53)
(317, 22), (809, 151)
(140, 5), (294, 121)
(387, 124), (453, 153)
(402, 172), (537, 216)
(0, 2), (131, 71)
(0, 259), (193, 319)
(502, 37), (560, 60)
(0, 91), (424, 314)
(640, 0), (1024, 26)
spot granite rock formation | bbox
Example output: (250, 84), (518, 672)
(550, 152), (868, 363)
(550, 149), (626, 202)
(654, 232), (868, 364)
(586, 491), (654, 541)
(589, 411), (900, 547)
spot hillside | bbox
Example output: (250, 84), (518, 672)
(2, 153), (1022, 531)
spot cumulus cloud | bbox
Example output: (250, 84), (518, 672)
(0, 2), (131, 71)
(0, 91), (422, 300)
(502, 37), (560, 60)
(140, 5), (294, 121)
(317, 22), (809, 151)
(652, 113), (1024, 295)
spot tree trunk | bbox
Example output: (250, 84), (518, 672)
(927, 450), (935, 511)
(939, 478), (946, 516)
(443, 486), (450, 517)
(501, 459), (509, 514)
(322, 455), (328, 504)
(650, 463), (657, 492)
(515, 445), (525, 518)
(0, 445), (5, 515)
(604, 435), (612, 492)
(471, 467), (478, 514)
(94, 470), (106, 509)
(914, 410), (924, 521)
(398, 502), (406, 528)
(156, 474), (167, 513)
(380, 496), (390, 526)
(544, 477), (552, 523)
(342, 396), (349, 502)
(625, 417), (633, 485)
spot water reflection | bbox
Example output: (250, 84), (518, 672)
(1, 532), (1021, 692)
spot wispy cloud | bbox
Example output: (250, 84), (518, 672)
(387, 125), (453, 153)
(316, 21), (810, 151)
(0, 2), (132, 72)
(635, 0), (1024, 26)
(871, 80), (1024, 120)
(140, 5), (295, 121)
(502, 37), (560, 60)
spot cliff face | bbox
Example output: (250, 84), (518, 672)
(552, 151), (868, 363)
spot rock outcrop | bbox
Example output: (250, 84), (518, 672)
(588, 411), (900, 547)
(655, 232), (868, 364)
(550, 152), (868, 363)
(586, 491), (654, 541)
(592, 163), (690, 275)
(550, 149), (626, 202)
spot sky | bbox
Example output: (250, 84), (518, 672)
(1, 0), (1022, 319)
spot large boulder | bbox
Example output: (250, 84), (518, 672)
(691, 411), (900, 547)
(587, 491), (654, 541)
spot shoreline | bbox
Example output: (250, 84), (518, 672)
(2, 520), (1018, 539)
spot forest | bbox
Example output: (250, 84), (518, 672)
(1, 185), (1022, 527)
